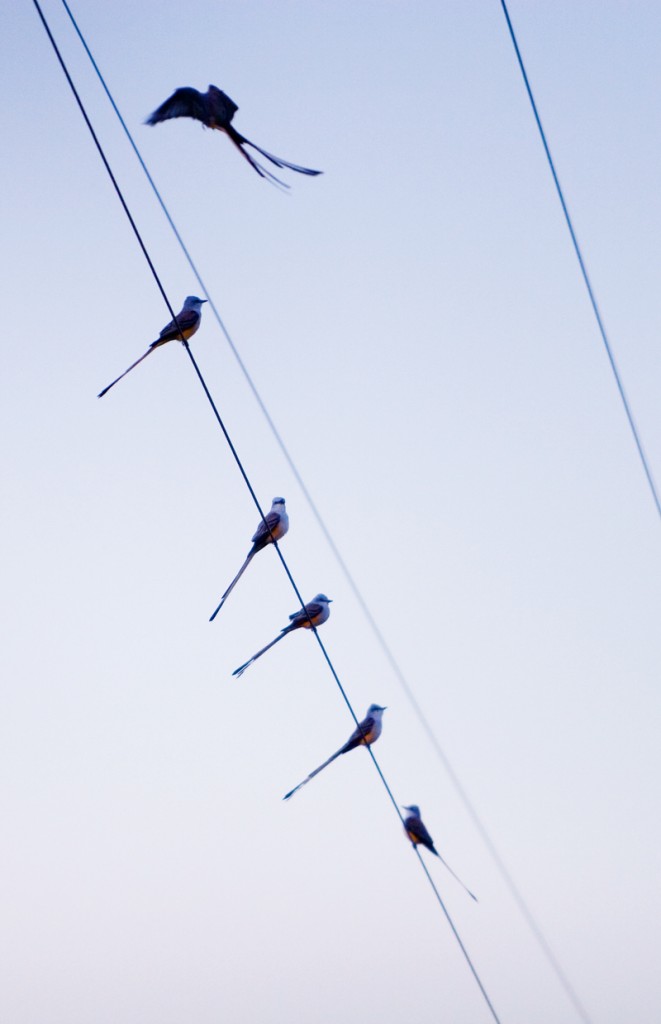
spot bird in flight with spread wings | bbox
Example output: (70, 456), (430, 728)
(146, 85), (322, 188)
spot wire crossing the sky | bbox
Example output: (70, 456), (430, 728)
(498, 0), (660, 525)
(32, 4), (502, 1018)
(187, 343), (503, 1024)
(54, 3), (593, 1019)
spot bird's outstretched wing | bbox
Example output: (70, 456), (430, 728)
(207, 87), (239, 123)
(146, 88), (208, 126)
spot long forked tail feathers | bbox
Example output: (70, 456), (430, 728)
(225, 127), (290, 189)
(97, 347), (153, 398)
(283, 748), (345, 800)
(240, 135), (322, 176)
(232, 626), (293, 678)
(209, 551), (254, 622)
(431, 848), (478, 902)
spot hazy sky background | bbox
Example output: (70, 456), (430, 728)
(2, 2), (660, 1022)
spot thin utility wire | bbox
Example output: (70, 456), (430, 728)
(414, 849), (501, 1022)
(498, 0), (660, 523)
(32, 4), (502, 1019)
(187, 344), (502, 1024)
(57, 3), (592, 1019)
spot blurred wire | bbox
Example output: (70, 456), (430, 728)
(32, 3), (502, 1017)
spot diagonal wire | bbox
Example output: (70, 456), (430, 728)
(497, 0), (660, 523)
(186, 343), (501, 1023)
(414, 848), (501, 1023)
(494, 6), (661, 1019)
(56, 2), (591, 1019)
(32, 4), (502, 1018)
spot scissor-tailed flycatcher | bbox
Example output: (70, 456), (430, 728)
(98, 296), (207, 398)
(284, 704), (387, 800)
(209, 497), (289, 621)
(402, 804), (477, 901)
(232, 593), (332, 678)
(146, 85), (322, 188)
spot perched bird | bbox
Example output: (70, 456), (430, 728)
(145, 85), (322, 187)
(284, 704), (387, 800)
(209, 497), (289, 621)
(98, 296), (206, 398)
(232, 593), (332, 678)
(402, 804), (477, 901)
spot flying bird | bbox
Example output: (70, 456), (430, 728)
(145, 85), (322, 187)
(402, 804), (477, 901)
(98, 296), (206, 398)
(209, 497), (289, 621)
(284, 704), (387, 800)
(232, 593), (332, 678)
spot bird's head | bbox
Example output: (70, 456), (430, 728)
(402, 804), (420, 818)
(183, 296), (207, 311)
(314, 594), (332, 604)
(272, 497), (286, 507)
(368, 703), (387, 716)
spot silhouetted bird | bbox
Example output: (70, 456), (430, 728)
(146, 85), (322, 187)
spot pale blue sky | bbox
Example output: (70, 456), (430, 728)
(2, 2), (660, 1022)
